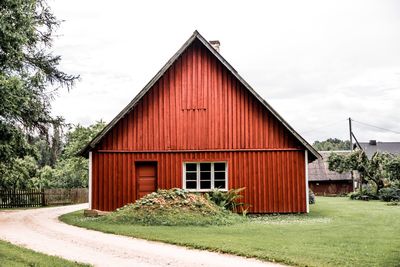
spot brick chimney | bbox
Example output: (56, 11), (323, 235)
(209, 40), (220, 52)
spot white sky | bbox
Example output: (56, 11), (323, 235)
(50, 0), (400, 143)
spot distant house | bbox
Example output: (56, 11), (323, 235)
(309, 141), (400, 195)
(357, 140), (400, 158)
(308, 151), (354, 195)
(80, 31), (320, 213)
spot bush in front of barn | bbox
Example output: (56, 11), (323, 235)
(104, 188), (245, 226)
(348, 188), (379, 200)
(204, 187), (248, 212)
(379, 186), (400, 202)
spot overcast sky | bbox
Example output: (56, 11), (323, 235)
(50, 0), (400, 143)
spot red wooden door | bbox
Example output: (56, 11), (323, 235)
(136, 162), (157, 199)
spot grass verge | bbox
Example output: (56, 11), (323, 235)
(59, 197), (400, 267)
(0, 239), (89, 267)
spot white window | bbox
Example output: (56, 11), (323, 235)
(183, 162), (227, 191)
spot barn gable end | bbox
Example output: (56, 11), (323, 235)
(84, 31), (321, 213)
(80, 31), (319, 161)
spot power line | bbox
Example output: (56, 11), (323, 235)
(352, 119), (400, 135)
(300, 119), (346, 134)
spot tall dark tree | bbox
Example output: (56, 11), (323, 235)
(31, 122), (65, 168)
(0, 0), (78, 181)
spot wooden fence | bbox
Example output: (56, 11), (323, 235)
(0, 188), (88, 208)
(44, 188), (88, 205)
(0, 189), (45, 208)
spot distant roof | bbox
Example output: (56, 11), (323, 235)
(308, 151), (352, 181)
(358, 141), (400, 158)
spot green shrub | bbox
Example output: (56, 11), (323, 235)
(379, 187), (400, 202)
(205, 187), (247, 211)
(348, 191), (360, 200)
(105, 188), (244, 226)
(348, 189), (379, 200)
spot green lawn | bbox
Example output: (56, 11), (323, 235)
(60, 197), (400, 267)
(0, 240), (89, 267)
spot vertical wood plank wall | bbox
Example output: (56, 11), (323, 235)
(97, 40), (303, 151)
(92, 39), (308, 213)
(91, 151), (306, 213)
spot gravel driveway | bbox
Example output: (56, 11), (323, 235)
(0, 204), (283, 267)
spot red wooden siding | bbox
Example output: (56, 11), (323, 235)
(91, 39), (308, 213)
(91, 151), (306, 213)
(97, 40), (302, 152)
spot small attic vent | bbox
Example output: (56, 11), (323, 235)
(369, 140), (377, 145)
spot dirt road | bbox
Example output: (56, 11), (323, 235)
(0, 204), (283, 267)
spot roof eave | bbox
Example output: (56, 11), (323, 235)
(80, 30), (321, 161)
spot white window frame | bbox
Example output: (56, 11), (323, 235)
(183, 162), (228, 192)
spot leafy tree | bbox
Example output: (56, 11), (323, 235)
(49, 121), (105, 188)
(31, 165), (53, 189)
(50, 158), (89, 188)
(60, 122), (105, 160)
(385, 156), (400, 182)
(31, 123), (65, 168)
(313, 138), (350, 151)
(32, 138), (52, 167)
(0, 0), (78, 179)
(0, 156), (38, 190)
(328, 150), (392, 194)
(0, 121), (105, 190)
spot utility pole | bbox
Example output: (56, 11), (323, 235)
(348, 117), (357, 192)
(349, 117), (353, 151)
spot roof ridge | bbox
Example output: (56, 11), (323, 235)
(79, 31), (321, 161)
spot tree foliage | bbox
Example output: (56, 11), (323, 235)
(313, 138), (350, 151)
(49, 121), (105, 188)
(386, 157), (400, 182)
(0, 0), (78, 181)
(0, 156), (38, 190)
(0, 122), (105, 190)
(328, 150), (400, 194)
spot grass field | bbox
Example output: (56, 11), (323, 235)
(60, 197), (400, 267)
(0, 239), (89, 267)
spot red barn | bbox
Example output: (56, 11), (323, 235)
(81, 31), (320, 213)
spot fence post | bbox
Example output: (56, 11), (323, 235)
(41, 188), (46, 206)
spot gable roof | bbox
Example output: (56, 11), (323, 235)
(79, 30), (320, 161)
(358, 141), (400, 158)
(308, 151), (352, 181)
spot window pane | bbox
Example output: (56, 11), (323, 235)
(186, 172), (197, 181)
(200, 181), (211, 189)
(200, 163), (211, 171)
(215, 171), (225, 180)
(200, 172), (211, 181)
(186, 181), (197, 189)
(214, 180), (226, 189)
(186, 163), (196, 171)
(183, 162), (227, 191)
(214, 163), (226, 171)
